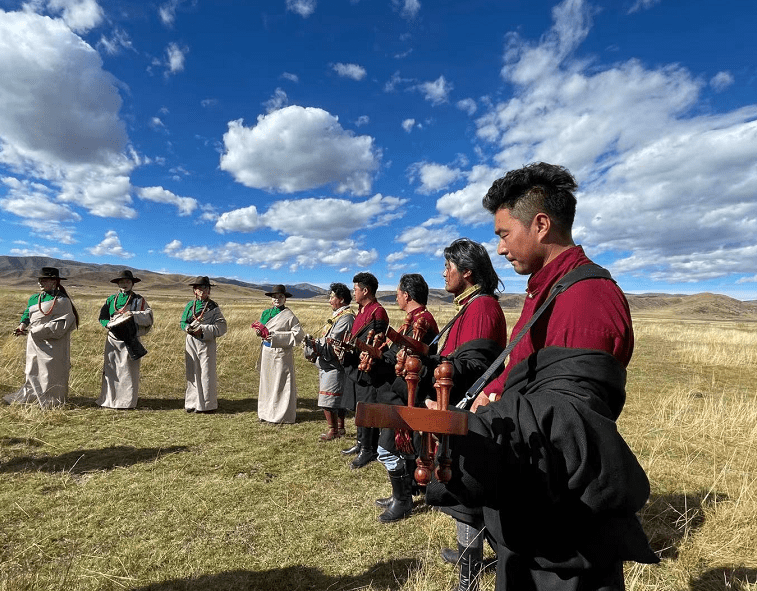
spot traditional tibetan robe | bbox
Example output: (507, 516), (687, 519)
(97, 291), (153, 409)
(181, 298), (227, 412)
(4, 290), (77, 408)
(257, 306), (305, 423)
(304, 306), (355, 409)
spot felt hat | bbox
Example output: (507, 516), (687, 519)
(188, 275), (215, 287)
(264, 284), (292, 298)
(110, 269), (141, 284)
(37, 267), (66, 280)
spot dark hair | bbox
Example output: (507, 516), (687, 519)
(482, 162), (577, 235)
(329, 282), (351, 305)
(443, 238), (500, 297)
(352, 272), (378, 296)
(398, 273), (429, 305)
(56, 283), (80, 328)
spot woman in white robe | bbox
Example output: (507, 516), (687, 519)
(181, 276), (227, 413)
(252, 285), (304, 424)
(4, 267), (78, 408)
(97, 270), (153, 409)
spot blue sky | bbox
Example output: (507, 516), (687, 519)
(1, 0), (756, 298)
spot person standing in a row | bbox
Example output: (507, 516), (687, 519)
(181, 276), (227, 413)
(252, 285), (304, 424)
(97, 270), (153, 409)
(4, 267), (79, 408)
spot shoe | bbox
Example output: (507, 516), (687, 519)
(377, 467), (413, 523)
(338, 428), (346, 437)
(319, 429), (339, 441)
(455, 542), (483, 591)
(441, 547), (459, 565)
(374, 496), (393, 508)
(341, 443), (360, 455)
(350, 449), (377, 469)
(185, 408), (195, 413)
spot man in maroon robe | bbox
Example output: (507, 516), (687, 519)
(430, 162), (657, 591)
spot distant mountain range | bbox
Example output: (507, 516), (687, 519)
(1, 255), (756, 318)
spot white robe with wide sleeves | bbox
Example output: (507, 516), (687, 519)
(257, 308), (305, 424)
(184, 302), (227, 412)
(5, 294), (77, 408)
(97, 293), (153, 409)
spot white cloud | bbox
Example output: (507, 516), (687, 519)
(97, 28), (133, 55)
(87, 230), (135, 259)
(46, 0), (103, 33)
(0, 10), (137, 218)
(332, 62), (367, 81)
(214, 205), (261, 233)
(286, 0), (316, 17)
(281, 72), (299, 83)
(416, 75), (453, 105)
(710, 71), (734, 92)
(393, 0), (420, 19)
(263, 88), (289, 113)
(220, 105), (381, 195)
(0, 176), (81, 222)
(200, 98), (218, 108)
(10, 244), (74, 258)
(401, 118), (416, 133)
(164, 235), (378, 271)
(165, 42), (187, 75)
(137, 186), (198, 216)
(440, 0), (757, 285)
(408, 162), (462, 194)
(627, 0), (661, 13)
(456, 98), (477, 116)
(214, 194), (406, 239)
(158, 0), (183, 26)
(354, 115), (370, 127)
(394, 225), (460, 259)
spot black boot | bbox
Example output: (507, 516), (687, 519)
(341, 426), (361, 455)
(350, 447), (377, 469)
(374, 495), (392, 508)
(455, 542), (483, 591)
(377, 467), (413, 523)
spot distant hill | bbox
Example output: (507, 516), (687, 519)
(0, 256), (326, 299)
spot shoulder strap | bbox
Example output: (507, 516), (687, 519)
(429, 293), (487, 347)
(456, 263), (613, 409)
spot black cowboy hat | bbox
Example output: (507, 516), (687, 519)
(110, 269), (141, 284)
(37, 267), (66, 280)
(264, 284), (292, 298)
(188, 275), (216, 287)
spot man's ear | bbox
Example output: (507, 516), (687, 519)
(533, 212), (552, 239)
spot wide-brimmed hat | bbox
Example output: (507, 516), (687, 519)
(188, 275), (215, 287)
(264, 284), (292, 298)
(110, 269), (141, 284)
(37, 267), (66, 280)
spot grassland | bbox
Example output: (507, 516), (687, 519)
(1, 287), (756, 590)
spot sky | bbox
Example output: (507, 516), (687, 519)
(1, 0), (756, 299)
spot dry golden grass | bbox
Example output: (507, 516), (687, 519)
(1, 287), (756, 590)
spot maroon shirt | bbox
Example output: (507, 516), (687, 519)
(351, 299), (389, 338)
(440, 293), (508, 357)
(401, 306), (439, 342)
(485, 246), (633, 398)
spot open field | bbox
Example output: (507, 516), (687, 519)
(1, 287), (757, 590)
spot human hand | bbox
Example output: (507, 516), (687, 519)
(13, 323), (28, 336)
(470, 392), (493, 413)
(424, 399), (439, 411)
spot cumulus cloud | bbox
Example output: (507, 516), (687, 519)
(387, 224), (460, 264)
(158, 0), (183, 26)
(220, 105), (381, 195)
(393, 0), (420, 19)
(214, 194), (405, 239)
(416, 75), (453, 105)
(332, 62), (367, 81)
(437, 0), (757, 285)
(86, 230), (135, 258)
(0, 176), (81, 222)
(165, 42), (187, 75)
(137, 186), (198, 216)
(11, 243), (74, 258)
(456, 98), (477, 116)
(45, 0), (103, 33)
(408, 162), (463, 194)
(263, 88), (289, 113)
(354, 115), (370, 127)
(97, 28), (134, 55)
(164, 235), (378, 271)
(710, 71), (734, 92)
(0, 10), (137, 219)
(281, 72), (299, 83)
(401, 118), (416, 133)
(286, 0), (316, 18)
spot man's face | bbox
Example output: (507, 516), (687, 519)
(117, 279), (133, 292)
(194, 285), (210, 301)
(328, 291), (342, 311)
(494, 208), (543, 276)
(353, 283), (369, 306)
(38, 278), (57, 292)
(271, 294), (286, 307)
(443, 260), (469, 296)
(396, 287), (409, 311)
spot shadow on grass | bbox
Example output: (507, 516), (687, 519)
(129, 560), (419, 591)
(690, 566), (757, 590)
(640, 490), (729, 560)
(0, 445), (189, 474)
